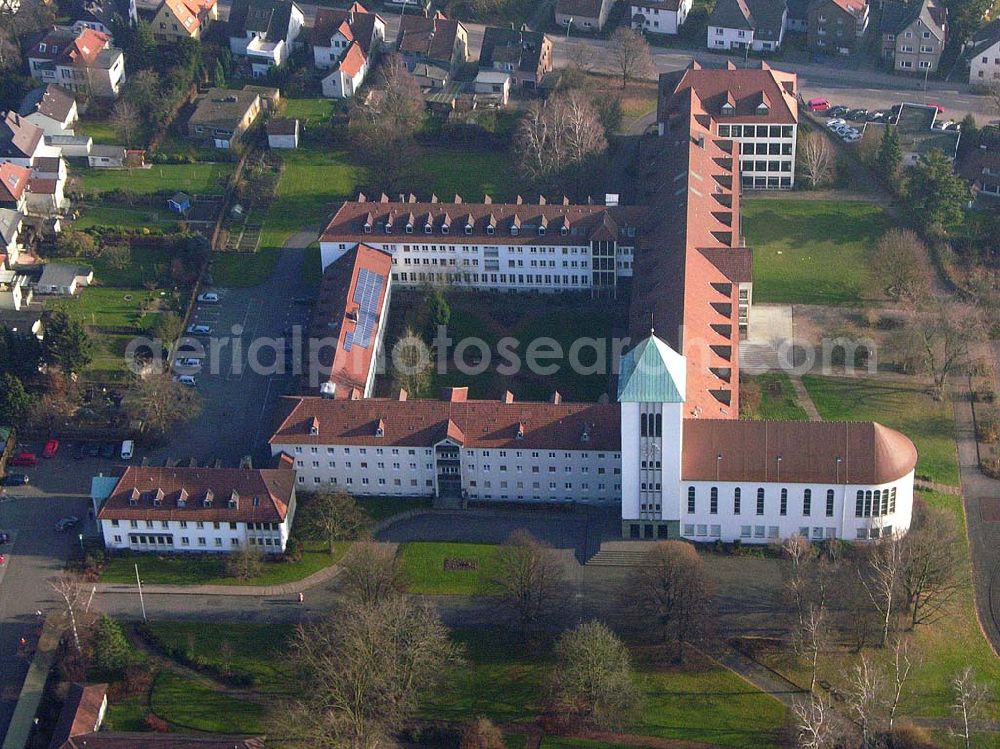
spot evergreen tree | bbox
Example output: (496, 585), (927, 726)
(907, 150), (971, 233)
(214, 58), (226, 87)
(0, 374), (34, 427)
(92, 616), (133, 677)
(876, 125), (902, 184)
(42, 309), (92, 374)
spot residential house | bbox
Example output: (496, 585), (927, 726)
(631, 0), (693, 34)
(555, 0), (615, 32)
(94, 465), (298, 553)
(657, 61), (799, 189)
(36, 263), (93, 294)
(27, 27), (126, 98)
(0, 112), (59, 166)
(71, 0), (138, 37)
(49, 682), (266, 749)
(242, 84), (281, 110)
(0, 208), (24, 264)
(880, 0), (946, 74)
(228, 0), (305, 77)
(18, 85), (78, 136)
(708, 0), (788, 51)
(26, 156), (69, 215)
(396, 11), (468, 81)
(151, 0), (218, 42)
(959, 126), (1000, 200)
(786, 0), (808, 31)
(266, 117), (299, 148)
(0, 269), (33, 311)
(0, 162), (30, 212)
(807, 0), (869, 54)
(87, 144), (126, 167)
(969, 18), (1000, 85)
(478, 26), (552, 89)
(474, 70), (511, 105)
(186, 88), (262, 148)
(312, 3), (385, 98)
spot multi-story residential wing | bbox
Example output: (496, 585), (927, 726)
(395, 11), (468, 75)
(880, 0), (946, 74)
(228, 0), (305, 77)
(807, 0), (869, 54)
(27, 27), (125, 98)
(151, 0), (219, 42)
(94, 466), (298, 553)
(707, 0), (788, 51)
(630, 0), (693, 33)
(968, 18), (1000, 84)
(478, 26), (552, 89)
(657, 61), (799, 189)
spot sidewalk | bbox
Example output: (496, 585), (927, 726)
(2, 616), (60, 749)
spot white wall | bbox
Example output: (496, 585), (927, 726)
(631, 0), (692, 34)
(971, 40), (1000, 84)
(101, 515), (291, 552)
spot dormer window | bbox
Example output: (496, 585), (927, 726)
(721, 102), (734, 114)
(486, 224), (495, 235)
(441, 224), (449, 234)
(465, 223), (473, 235)
(204, 489), (214, 508)
(309, 417), (320, 436)
(510, 225), (519, 236)
(538, 226), (546, 236)
(516, 422), (525, 440)
(385, 222), (392, 234)
(376, 418), (385, 437)
(229, 490), (239, 509)
(178, 489), (188, 507)
(424, 223), (432, 234)
(253, 495), (260, 507)
(363, 223), (372, 234)
(560, 226), (568, 236)
(128, 487), (139, 506)
(39, 42), (46, 52)
(581, 428), (590, 443)
(757, 103), (769, 114)
(405, 223), (413, 234)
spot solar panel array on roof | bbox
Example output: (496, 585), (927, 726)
(343, 267), (384, 351)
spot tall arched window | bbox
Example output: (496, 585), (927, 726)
(687, 486), (696, 514)
(803, 489), (812, 516)
(756, 488), (765, 515)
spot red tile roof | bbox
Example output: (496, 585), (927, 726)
(681, 420), (917, 484)
(338, 39), (367, 76)
(657, 61), (798, 125)
(270, 394), (621, 451)
(312, 5), (383, 52)
(49, 683), (107, 749)
(160, 0), (216, 33)
(0, 162), (30, 202)
(31, 27), (111, 65)
(309, 244), (392, 394)
(827, 0), (866, 16)
(97, 466), (296, 523)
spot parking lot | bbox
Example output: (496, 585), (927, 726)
(808, 100), (963, 145)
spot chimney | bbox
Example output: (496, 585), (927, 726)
(397, 388), (408, 401)
(442, 386), (468, 402)
(550, 391), (562, 404)
(309, 416), (320, 435)
(503, 390), (514, 404)
(484, 195), (492, 204)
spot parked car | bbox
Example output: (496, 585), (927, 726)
(0, 531), (10, 544)
(55, 516), (80, 531)
(174, 358), (203, 371)
(825, 118), (848, 129)
(86, 442), (101, 458)
(174, 374), (197, 387)
(866, 111), (886, 122)
(120, 440), (134, 460)
(827, 105), (849, 118)
(927, 102), (945, 113)
(2, 474), (29, 486)
(842, 131), (861, 143)
(72, 442), (86, 460)
(197, 292), (220, 304)
(808, 97), (830, 112)
(100, 442), (117, 459)
(42, 439), (59, 458)
(9, 451), (37, 467)
(847, 108), (869, 121)
(186, 325), (212, 336)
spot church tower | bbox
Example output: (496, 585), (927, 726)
(617, 334), (686, 540)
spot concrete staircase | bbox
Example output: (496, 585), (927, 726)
(585, 548), (651, 567)
(739, 340), (781, 374)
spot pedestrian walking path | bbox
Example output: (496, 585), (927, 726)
(2, 616), (60, 749)
(789, 376), (822, 421)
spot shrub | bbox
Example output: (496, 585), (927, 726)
(144, 714), (169, 732)
(91, 616), (134, 678)
(976, 412), (999, 444)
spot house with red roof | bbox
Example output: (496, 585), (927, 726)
(27, 26), (125, 98)
(807, 0), (869, 54)
(0, 162), (30, 213)
(312, 1), (385, 95)
(150, 0), (218, 42)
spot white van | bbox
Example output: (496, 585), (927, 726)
(174, 374), (197, 387)
(120, 440), (134, 460)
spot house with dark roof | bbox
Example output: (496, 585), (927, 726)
(70, 0), (138, 38)
(786, 0), (808, 30)
(95, 465), (297, 553)
(27, 26), (126, 97)
(555, 0), (615, 32)
(396, 11), (468, 79)
(0, 208), (25, 263)
(18, 85), (78, 136)
(707, 0), (788, 51)
(968, 18), (1000, 85)
(478, 26), (552, 89)
(228, 0), (305, 77)
(807, 0), (869, 54)
(312, 2), (385, 98)
(186, 87), (262, 148)
(879, 0), (946, 74)
(631, 0), (693, 34)
(958, 134), (1000, 201)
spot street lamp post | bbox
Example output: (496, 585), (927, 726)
(566, 17), (573, 39)
(77, 533), (84, 556)
(134, 563), (147, 623)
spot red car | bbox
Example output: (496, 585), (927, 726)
(42, 439), (59, 458)
(927, 102), (945, 113)
(9, 452), (37, 467)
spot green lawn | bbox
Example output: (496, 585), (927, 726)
(743, 373), (810, 421)
(48, 287), (163, 330)
(357, 495), (433, 523)
(283, 97), (335, 127)
(73, 205), (179, 232)
(144, 621), (295, 695)
(417, 147), (519, 203)
(744, 199), (890, 306)
(398, 542), (501, 595)
(210, 249), (279, 288)
(99, 541), (349, 586)
(102, 696), (148, 731)
(75, 163), (233, 195)
(76, 118), (119, 145)
(58, 246), (176, 288)
(802, 376), (959, 486)
(151, 670), (266, 734)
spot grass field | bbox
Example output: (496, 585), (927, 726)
(99, 541), (349, 586)
(416, 147), (519, 202)
(283, 97), (335, 127)
(210, 249), (279, 288)
(75, 163), (233, 195)
(398, 542), (501, 595)
(58, 246), (176, 288)
(357, 495), (432, 523)
(743, 373), (810, 421)
(47, 287), (163, 330)
(75, 118), (119, 144)
(151, 670), (266, 733)
(744, 199), (890, 306)
(802, 376), (959, 486)
(73, 205), (179, 232)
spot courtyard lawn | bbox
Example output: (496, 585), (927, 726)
(73, 205), (179, 232)
(99, 541), (349, 586)
(357, 495), (432, 523)
(210, 249), (278, 288)
(75, 118), (119, 145)
(743, 372), (810, 421)
(398, 542), (501, 595)
(151, 671), (266, 734)
(283, 97), (335, 127)
(102, 696), (147, 731)
(417, 147), (519, 202)
(58, 246), (176, 288)
(75, 163), (233, 195)
(801, 375), (959, 486)
(47, 287), (163, 330)
(743, 199), (890, 306)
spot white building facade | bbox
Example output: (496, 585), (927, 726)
(631, 0), (693, 34)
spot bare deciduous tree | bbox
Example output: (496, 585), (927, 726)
(886, 636), (915, 733)
(608, 27), (655, 89)
(492, 530), (567, 631)
(515, 91), (607, 185)
(799, 131), (835, 188)
(792, 695), (845, 749)
(338, 540), (403, 606)
(285, 595), (464, 748)
(857, 525), (903, 647)
(621, 541), (712, 662)
(951, 666), (993, 749)
(51, 575), (86, 655)
(847, 653), (883, 747)
(892, 303), (984, 400)
(900, 503), (963, 629)
(110, 99), (140, 148)
(783, 534), (817, 629)
(869, 229), (931, 303)
(302, 489), (369, 554)
(796, 603), (827, 695)
(224, 543), (264, 581)
(124, 371), (201, 437)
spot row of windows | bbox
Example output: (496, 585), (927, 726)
(743, 176), (794, 188)
(740, 160), (794, 173)
(687, 486), (838, 517)
(396, 272), (590, 286)
(717, 124), (795, 139)
(294, 446), (617, 460)
(298, 458), (617, 475)
(855, 488), (897, 517)
(681, 525), (840, 541)
(111, 518), (244, 530)
(640, 413), (663, 437)
(740, 142), (794, 156)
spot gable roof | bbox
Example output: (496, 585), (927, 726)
(821, 0), (867, 18)
(396, 12), (464, 64)
(479, 26), (548, 75)
(157, 0), (216, 34)
(19, 85), (76, 123)
(96, 466), (296, 522)
(0, 208), (23, 245)
(555, 0), (608, 20)
(617, 335), (686, 403)
(0, 112), (44, 159)
(338, 39), (367, 76)
(881, 0), (945, 37)
(49, 683), (107, 749)
(29, 27), (111, 66)
(311, 4), (383, 52)
(970, 17), (1000, 56)
(657, 61), (798, 125)
(229, 0), (299, 40)
(709, 0), (755, 30)
(0, 162), (31, 202)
